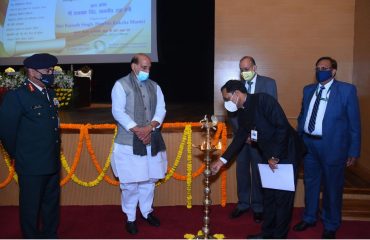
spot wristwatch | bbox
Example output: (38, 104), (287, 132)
(271, 157), (280, 163)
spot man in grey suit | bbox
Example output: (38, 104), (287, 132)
(228, 56), (277, 223)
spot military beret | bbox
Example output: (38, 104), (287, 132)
(23, 53), (58, 69)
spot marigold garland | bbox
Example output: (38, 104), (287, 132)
(156, 125), (192, 185)
(0, 144), (17, 188)
(186, 126), (193, 208)
(0, 122), (229, 207)
(60, 125), (86, 186)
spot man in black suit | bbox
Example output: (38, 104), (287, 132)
(0, 53), (61, 238)
(212, 80), (304, 238)
(228, 56), (277, 222)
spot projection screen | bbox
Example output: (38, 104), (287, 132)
(0, 0), (157, 65)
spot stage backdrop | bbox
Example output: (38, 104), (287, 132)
(214, 0), (370, 174)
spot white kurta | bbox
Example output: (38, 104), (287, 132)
(111, 81), (168, 183)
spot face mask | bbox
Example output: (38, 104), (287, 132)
(36, 70), (55, 87)
(224, 94), (239, 112)
(241, 71), (255, 81)
(316, 70), (332, 83)
(136, 71), (149, 81)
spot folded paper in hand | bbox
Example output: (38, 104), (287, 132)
(257, 164), (295, 191)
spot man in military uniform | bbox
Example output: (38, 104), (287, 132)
(0, 53), (61, 238)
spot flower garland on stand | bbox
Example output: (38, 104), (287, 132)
(0, 122), (229, 207)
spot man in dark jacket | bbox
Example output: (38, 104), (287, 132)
(228, 56), (278, 222)
(211, 80), (305, 239)
(0, 53), (61, 238)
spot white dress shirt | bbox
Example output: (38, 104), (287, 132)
(111, 81), (166, 131)
(304, 79), (334, 136)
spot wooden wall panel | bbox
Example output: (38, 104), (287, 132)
(214, 0), (355, 120)
(352, 0), (370, 173)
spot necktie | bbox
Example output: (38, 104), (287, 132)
(308, 86), (325, 133)
(247, 81), (253, 94)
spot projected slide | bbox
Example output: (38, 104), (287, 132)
(0, 0), (157, 64)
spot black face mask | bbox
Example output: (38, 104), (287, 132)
(36, 70), (55, 87)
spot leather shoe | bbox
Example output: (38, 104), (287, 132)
(322, 230), (336, 239)
(125, 221), (138, 235)
(293, 220), (316, 231)
(142, 213), (160, 227)
(230, 207), (249, 219)
(253, 212), (263, 223)
(247, 233), (272, 239)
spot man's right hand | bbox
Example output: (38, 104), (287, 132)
(131, 125), (152, 141)
(211, 159), (224, 175)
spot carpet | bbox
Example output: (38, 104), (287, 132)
(1, 204), (370, 239)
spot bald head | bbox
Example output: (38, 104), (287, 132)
(131, 53), (152, 75)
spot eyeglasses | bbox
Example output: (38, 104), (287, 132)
(315, 67), (332, 71)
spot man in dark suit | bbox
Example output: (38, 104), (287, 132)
(212, 80), (304, 239)
(0, 53), (61, 238)
(228, 56), (277, 223)
(293, 56), (361, 239)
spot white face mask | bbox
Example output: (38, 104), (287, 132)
(224, 93), (239, 112)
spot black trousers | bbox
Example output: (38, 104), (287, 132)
(261, 188), (295, 238)
(236, 144), (264, 212)
(18, 172), (60, 239)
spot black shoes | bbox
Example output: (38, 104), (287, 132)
(142, 213), (160, 227)
(126, 221), (138, 235)
(230, 207), (249, 219)
(253, 212), (263, 223)
(322, 230), (336, 239)
(293, 220), (316, 231)
(126, 213), (160, 234)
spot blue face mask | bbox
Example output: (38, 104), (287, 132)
(316, 70), (332, 83)
(136, 71), (149, 81)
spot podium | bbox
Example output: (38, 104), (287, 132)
(73, 76), (91, 108)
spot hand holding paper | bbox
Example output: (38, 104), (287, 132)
(258, 164), (295, 191)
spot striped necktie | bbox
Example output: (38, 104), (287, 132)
(308, 86), (325, 133)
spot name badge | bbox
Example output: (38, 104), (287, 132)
(251, 129), (258, 142)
